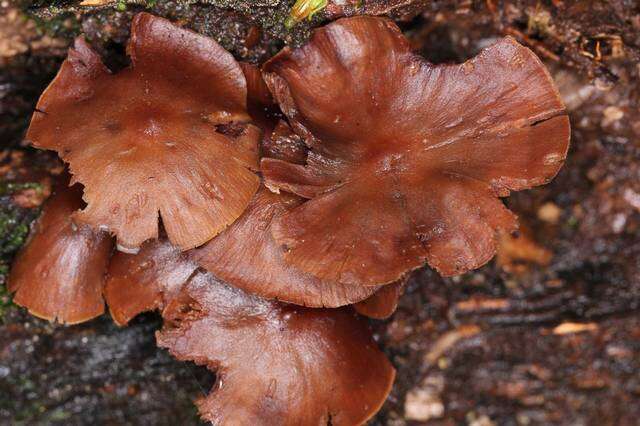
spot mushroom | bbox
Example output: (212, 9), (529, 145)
(188, 76), (376, 307)
(26, 13), (260, 252)
(104, 233), (395, 422)
(354, 280), (405, 320)
(239, 62), (280, 135)
(157, 270), (396, 425)
(8, 181), (113, 324)
(104, 239), (198, 326)
(261, 16), (570, 286)
(192, 187), (380, 308)
(261, 119), (309, 168)
(239, 63), (309, 166)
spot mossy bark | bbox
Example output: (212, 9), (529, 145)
(1, 0), (640, 424)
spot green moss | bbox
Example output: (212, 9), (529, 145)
(0, 182), (42, 197)
(567, 215), (579, 228)
(0, 181), (43, 321)
(29, 11), (81, 40)
(0, 276), (12, 320)
(21, 0), (313, 48)
(47, 408), (72, 422)
(0, 184), (41, 256)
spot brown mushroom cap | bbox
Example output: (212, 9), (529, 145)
(192, 187), (379, 307)
(8, 183), (113, 324)
(26, 13), (260, 252)
(261, 16), (570, 285)
(104, 239), (198, 326)
(157, 271), (395, 425)
(354, 280), (405, 320)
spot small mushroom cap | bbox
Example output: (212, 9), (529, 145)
(157, 271), (396, 425)
(192, 187), (379, 308)
(26, 13), (260, 252)
(8, 183), (113, 324)
(104, 239), (198, 326)
(262, 16), (570, 285)
(354, 280), (405, 320)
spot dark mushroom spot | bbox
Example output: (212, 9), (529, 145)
(157, 271), (395, 425)
(26, 13), (260, 252)
(261, 16), (570, 286)
(191, 187), (380, 308)
(103, 120), (122, 134)
(8, 181), (113, 325)
(214, 122), (247, 138)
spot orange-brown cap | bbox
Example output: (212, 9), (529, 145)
(192, 187), (379, 308)
(26, 13), (260, 252)
(8, 183), (113, 324)
(240, 62), (278, 128)
(157, 271), (396, 425)
(261, 16), (570, 286)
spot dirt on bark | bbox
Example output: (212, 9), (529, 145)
(1, 1), (639, 424)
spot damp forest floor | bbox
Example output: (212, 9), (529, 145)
(1, 1), (639, 425)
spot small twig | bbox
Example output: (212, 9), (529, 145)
(504, 27), (561, 62)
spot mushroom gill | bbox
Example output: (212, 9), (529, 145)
(261, 16), (570, 286)
(8, 182), (113, 324)
(26, 13), (260, 252)
(157, 270), (395, 425)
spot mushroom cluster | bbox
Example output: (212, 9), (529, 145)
(9, 12), (569, 425)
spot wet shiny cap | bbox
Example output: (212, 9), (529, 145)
(262, 16), (570, 286)
(157, 271), (396, 425)
(27, 13), (260, 252)
(9, 181), (113, 324)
